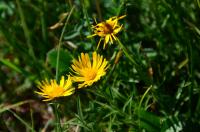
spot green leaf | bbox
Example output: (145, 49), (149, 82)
(137, 109), (162, 132)
(47, 48), (72, 74)
(0, 2), (9, 10)
(197, 0), (200, 8)
(0, 58), (29, 76)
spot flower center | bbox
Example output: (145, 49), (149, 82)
(103, 23), (113, 34)
(85, 69), (97, 81)
(49, 86), (64, 97)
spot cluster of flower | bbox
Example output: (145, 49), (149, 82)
(35, 15), (126, 101)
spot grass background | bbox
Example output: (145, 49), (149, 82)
(0, 0), (200, 131)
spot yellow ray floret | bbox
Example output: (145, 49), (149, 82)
(88, 15), (126, 49)
(71, 52), (109, 88)
(35, 76), (74, 101)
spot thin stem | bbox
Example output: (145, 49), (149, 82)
(77, 95), (83, 120)
(138, 85), (152, 109)
(188, 41), (194, 117)
(117, 0), (127, 16)
(52, 103), (62, 132)
(138, 85), (152, 131)
(81, 0), (95, 44)
(103, 61), (116, 99)
(55, 6), (75, 81)
(30, 104), (34, 132)
(77, 95), (91, 130)
(95, 0), (102, 21)
(40, 0), (48, 44)
(54, 6), (75, 132)
(197, 0), (200, 8)
(116, 38), (138, 65)
(8, 110), (35, 132)
(16, 0), (36, 60)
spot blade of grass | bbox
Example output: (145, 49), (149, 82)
(40, 0), (48, 44)
(138, 85), (152, 130)
(16, 0), (36, 60)
(30, 104), (34, 132)
(184, 19), (200, 36)
(103, 62), (115, 99)
(139, 85), (152, 109)
(116, 38), (138, 66)
(122, 92), (133, 113)
(80, 0), (95, 44)
(197, 0), (200, 8)
(117, 0), (128, 16)
(0, 58), (23, 74)
(108, 114), (116, 131)
(77, 95), (83, 122)
(76, 95), (91, 131)
(52, 103), (62, 132)
(188, 41), (194, 117)
(41, 119), (53, 132)
(95, 0), (102, 21)
(0, 58), (29, 76)
(0, 100), (33, 114)
(8, 110), (35, 132)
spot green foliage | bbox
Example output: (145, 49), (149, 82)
(0, 0), (200, 131)
(47, 48), (72, 75)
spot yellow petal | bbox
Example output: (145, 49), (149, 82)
(64, 75), (72, 89)
(97, 38), (102, 49)
(104, 35), (110, 49)
(118, 15), (126, 20)
(60, 76), (65, 87)
(113, 25), (123, 34)
(87, 34), (97, 38)
(92, 52), (97, 69)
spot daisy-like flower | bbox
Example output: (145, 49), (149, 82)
(88, 15), (126, 49)
(71, 52), (109, 88)
(35, 76), (74, 101)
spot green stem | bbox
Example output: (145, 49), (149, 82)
(197, 0), (200, 8)
(104, 61), (116, 99)
(16, 0), (36, 60)
(95, 0), (102, 21)
(77, 95), (91, 130)
(117, 0), (127, 16)
(188, 41), (194, 117)
(81, 0), (95, 44)
(77, 95), (83, 120)
(52, 103), (62, 132)
(138, 85), (152, 109)
(40, 0), (48, 44)
(138, 85), (152, 131)
(30, 105), (34, 132)
(8, 110), (35, 132)
(116, 38), (137, 65)
(54, 6), (75, 132)
(55, 6), (75, 81)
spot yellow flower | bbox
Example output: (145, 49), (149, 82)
(88, 15), (126, 49)
(71, 52), (109, 88)
(35, 76), (74, 101)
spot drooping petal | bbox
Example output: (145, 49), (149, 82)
(87, 15), (125, 49)
(104, 35), (110, 49)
